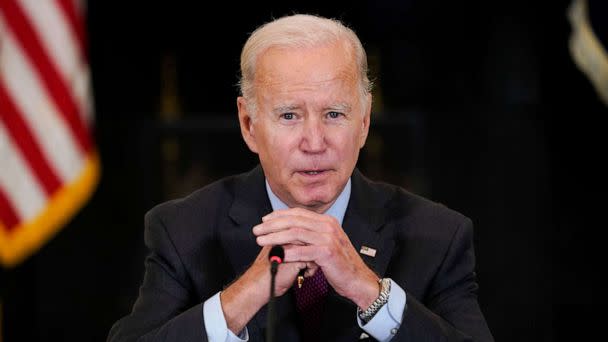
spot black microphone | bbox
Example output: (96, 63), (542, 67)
(269, 245), (284, 274)
(267, 245), (284, 342)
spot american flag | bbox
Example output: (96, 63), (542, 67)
(0, 0), (98, 267)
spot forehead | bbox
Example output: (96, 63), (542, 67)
(253, 41), (360, 97)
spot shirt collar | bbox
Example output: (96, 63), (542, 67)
(264, 178), (351, 225)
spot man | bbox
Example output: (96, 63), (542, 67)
(108, 14), (494, 342)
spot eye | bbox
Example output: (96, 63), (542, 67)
(327, 111), (343, 119)
(281, 112), (295, 120)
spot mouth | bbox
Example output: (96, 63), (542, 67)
(297, 169), (331, 177)
(303, 170), (323, 175)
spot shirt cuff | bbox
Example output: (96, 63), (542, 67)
(357, 279), (406, 342)
(203, 292), (249, 342)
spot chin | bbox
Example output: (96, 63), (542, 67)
(293, 190), (335, 211)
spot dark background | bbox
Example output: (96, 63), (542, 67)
(1, 0), (604, 341)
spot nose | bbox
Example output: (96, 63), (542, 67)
(299, 116), (327, 153)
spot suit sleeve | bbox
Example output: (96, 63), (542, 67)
(393, 218), (494, 342)
(107, 207), (208, 342)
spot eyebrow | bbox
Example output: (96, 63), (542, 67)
(272, 105), (300, 114)
(326, 103), (352, 112)
(272, 103), (353, 114)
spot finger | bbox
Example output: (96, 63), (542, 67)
(263, 209), (341, 236)
(254, 215), (315, 235)
(282, 244), (326, 263)
(254, 214), (331, 236)
(256, 227), (328, 246)
(280, 261), (307, 273)
(274, 261), (307, 294)
(252, 215), (323, 236)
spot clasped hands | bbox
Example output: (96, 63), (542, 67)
(220, 207), (380, 334)
(253, 208), (379, 309)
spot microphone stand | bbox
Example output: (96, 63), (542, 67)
(267, 245), (283, 342)
(267, 260), (279, 342)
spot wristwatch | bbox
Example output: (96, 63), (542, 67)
(357, 278), (391, 323)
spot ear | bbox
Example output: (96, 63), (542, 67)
(359, 93), (372, 148)
(237, 97), (258, 153)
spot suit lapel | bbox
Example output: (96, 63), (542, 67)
(344, 169), (396, 281)
(224, 166), (300, 339)
(322, 169), (397, 340)
(225, 165), (270, 275)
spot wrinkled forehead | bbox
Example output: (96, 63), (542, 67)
(253, 41), (359, 90)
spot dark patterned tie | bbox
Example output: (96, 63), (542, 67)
(294, 269), (329, 341)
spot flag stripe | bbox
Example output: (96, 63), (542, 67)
(53, 0), (95, 127)
(0, 188), (19, 232)
(56, 0), (86, 55)
(12, 0), (96, 128)
(0, 24), (84, 183)
(19, 0), (84, 91)
(0, 119), (47, 223)
(0, 81), (62, 195)
(0, 0), (91, 153)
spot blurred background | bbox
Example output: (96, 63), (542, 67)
(1, 0), (605, 341)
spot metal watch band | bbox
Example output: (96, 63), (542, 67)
(358, 278), (391, 323)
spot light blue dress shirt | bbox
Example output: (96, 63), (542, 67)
(203, 178), (406, 341)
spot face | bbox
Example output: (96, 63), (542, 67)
(238, 40), (371, 213)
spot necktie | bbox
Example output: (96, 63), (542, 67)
(294, 269), (329, 341)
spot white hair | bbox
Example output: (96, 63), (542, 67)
(239, 14), (372, 115)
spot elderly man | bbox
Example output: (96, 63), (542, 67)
(108, 14), (494, 342)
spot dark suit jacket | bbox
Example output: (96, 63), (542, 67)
(108, 166), (494, 341)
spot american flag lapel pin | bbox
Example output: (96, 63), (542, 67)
(359, 245), (377, 257)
